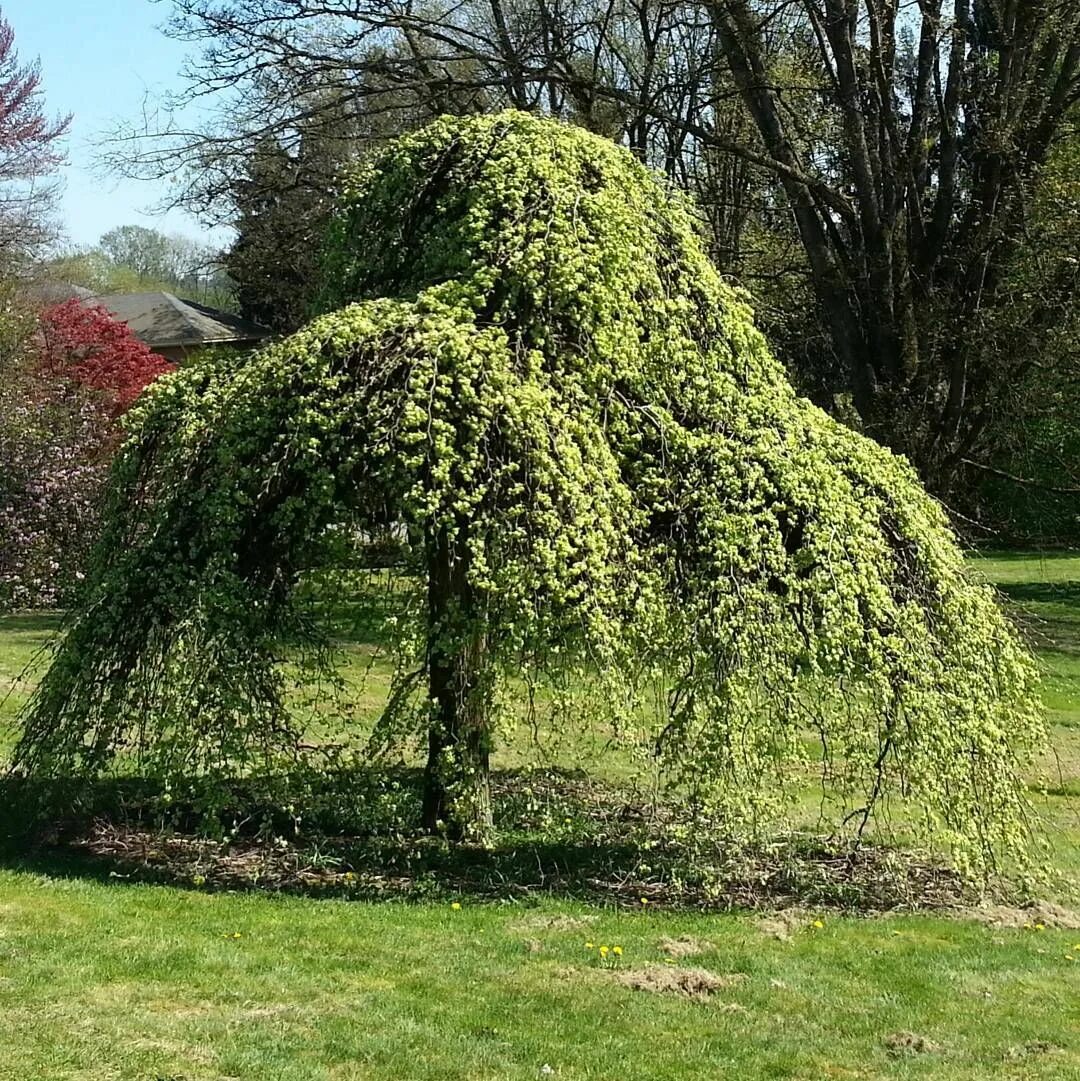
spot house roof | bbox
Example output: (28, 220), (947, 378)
(94, 292), (272, 350)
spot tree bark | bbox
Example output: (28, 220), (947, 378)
(420, 525), (494, 843)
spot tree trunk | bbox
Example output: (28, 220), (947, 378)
(420, 525), (494, 843)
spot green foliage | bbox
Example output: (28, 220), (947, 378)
(971, 130), (1080, 540)
(13, 112), (1044, 873)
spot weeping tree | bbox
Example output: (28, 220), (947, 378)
(13, 112), (1042, 868)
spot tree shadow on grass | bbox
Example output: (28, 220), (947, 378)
(995, 582), (1080, 655)
(0, 612), (65, 636)
(997, 582), (1080, 606)
(0, 768), (971, 913)
(977, 549), (1080, 563)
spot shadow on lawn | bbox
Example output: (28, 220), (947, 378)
(0, 767), (971, 913)
(0, 612), (65, 636)
(995, 581), (1080, 655)
(998, 581), (1080, 606)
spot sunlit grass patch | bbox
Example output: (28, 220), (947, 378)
(0, 876), (1076, 1080)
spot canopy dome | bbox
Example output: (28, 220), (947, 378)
(15, 112), (1042, 868)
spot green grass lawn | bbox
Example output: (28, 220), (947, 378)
(972, 553), (1080, 884)
(0, 554), (1078, 1080)
(1, 876), (1078, 1081)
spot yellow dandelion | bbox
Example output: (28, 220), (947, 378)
(612, 946), (623, 956)
(1035, 923), (1046, 931)
(640, 897), (649, 906)
(599, 945), (609, 956)
(451, 902), (461, 910)
(812, 919), (825, 930)
(585, 942), (595, 950)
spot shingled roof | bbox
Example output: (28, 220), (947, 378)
(94, 292), (272, 351)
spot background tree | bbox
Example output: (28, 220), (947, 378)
(0, 375), (111, 611)
(225, 93), (363, 332)
(708, 0), (1080, 493)
(98, 224), (199, 285)
(0, 12), (69, 264)
(19, 114), (1041, 872)
(0, 290), (112, 611)
(0, 291), (179, 612)
(40, 299), (176, 414)
(42, 226), (236, 310)
(960, 122), (1080, 537)
(102, 2), (765, 296)
(225, 136), (317, 331)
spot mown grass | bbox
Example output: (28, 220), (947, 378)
(1, 873), (1078, 1081)
(972, 553), (1080, 883)
(0, 553), (1077, 1080)
(976, 553), (1080, 731)
(0, 611), (55, 725)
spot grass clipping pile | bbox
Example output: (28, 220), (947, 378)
(12, 111), (1044, 878)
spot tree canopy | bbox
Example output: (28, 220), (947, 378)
(15, 112), (1042, 870)
(43, 226), (235, 311)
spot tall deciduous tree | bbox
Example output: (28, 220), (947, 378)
(97, 225), (206, 286)
(102, 2), (765, 304)
(963, 123), (1080, 535)
(709, 0), (1080, 489)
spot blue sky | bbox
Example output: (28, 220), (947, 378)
(3, 0), (223, 248)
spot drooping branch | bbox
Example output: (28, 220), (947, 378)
(18, 111), (1045, 874)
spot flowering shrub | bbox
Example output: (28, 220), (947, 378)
(39, 299), (175, 413)
(0, 360), (113, 609)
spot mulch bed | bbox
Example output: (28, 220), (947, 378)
(66, 815), (975, 913)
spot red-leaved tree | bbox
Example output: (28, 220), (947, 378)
(40, 299), (176, 413)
